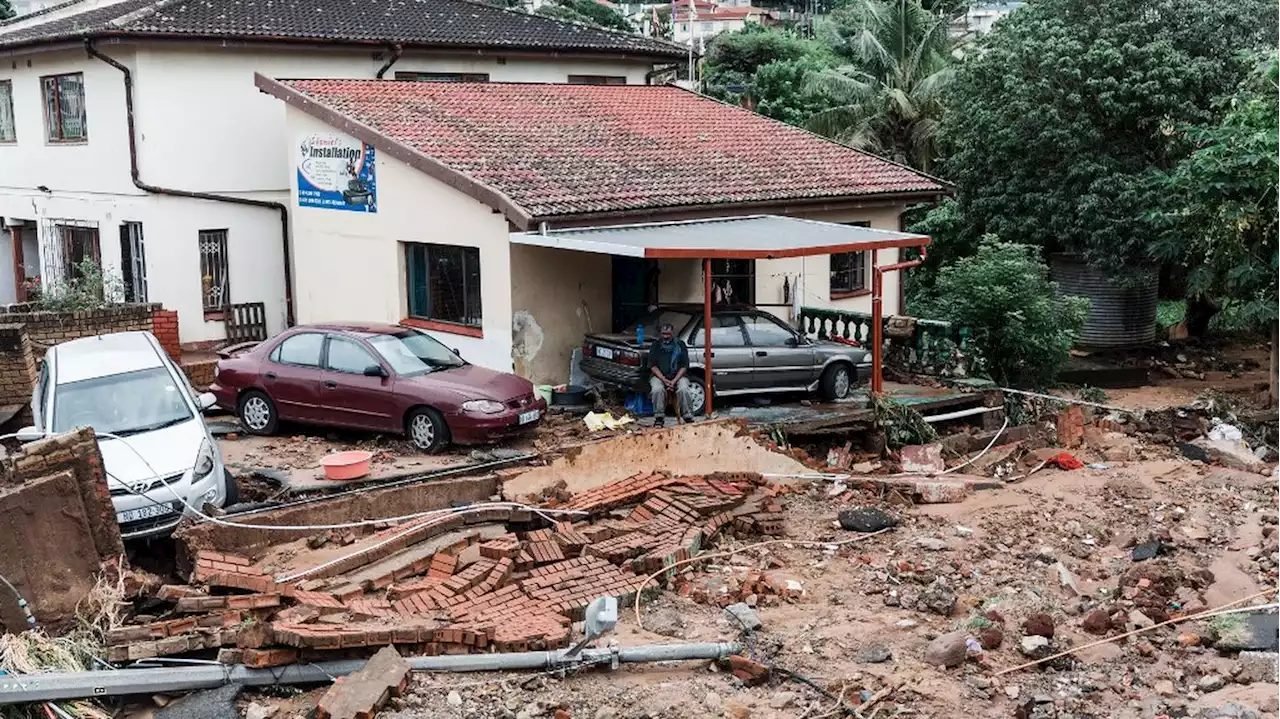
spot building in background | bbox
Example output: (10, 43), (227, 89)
(954, 1), (1025, 37)
(671, 1), (774, 52)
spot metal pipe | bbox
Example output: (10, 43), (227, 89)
(85, 41), (296, 327)
(375, 44), (404, 79)
(922, 405), (1001, 423)
(870, 246), (928, 394)
(0, 643), (741, 704)
(703, 257), (713, 415)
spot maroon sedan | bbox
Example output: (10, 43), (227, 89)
(210, 323), (546, 452)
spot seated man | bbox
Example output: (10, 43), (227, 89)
(647, 323), (693, 427)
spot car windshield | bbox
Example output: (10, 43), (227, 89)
(624, 310), (695, 340)
(52, 366), (193, 437)
(368, 330), (466, 376)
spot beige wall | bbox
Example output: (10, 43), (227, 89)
(287, 108), (515, 371)
(509, 244), (613, 384)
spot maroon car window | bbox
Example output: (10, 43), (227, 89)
(326, 336), (378, 374)
(275, 333), (324, 367)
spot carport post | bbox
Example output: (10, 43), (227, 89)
(703, 257), (713, 415)
(870, 247), (928, 394)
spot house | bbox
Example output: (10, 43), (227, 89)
(671, 2), (772, 52)
(954, 1), (1025, 37)
(0, 0), (685, 343)
(255, 77), (949, 383)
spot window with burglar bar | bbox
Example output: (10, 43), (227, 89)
(198, 230), (230, 313)
(404, 242), (482, 328)
(42, 73), (87, 142)
(0, 80), (15, 142)
(120, 222), (147, 303)
(830, 221), (871, 295)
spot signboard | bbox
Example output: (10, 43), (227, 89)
(297, 132), (377, 212)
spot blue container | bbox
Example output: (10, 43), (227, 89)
(636, 324), (645, 344)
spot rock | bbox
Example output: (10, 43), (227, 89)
(1197, 675), (1226, 692)
(1005, 685), (1021, 700)
(447, 691), (463, 708)
(1154, 679), (1176, 696)
(1022, 613), (1055, 638)
(769, 692), (796, 709)
(918, 578), (958, 616)
(1235, 650), (1280, 683)
(954, 525), (974, 537)
(1194, 702), (1261, 719)
(704, 692), (722, 711)
(1193, 438), (1270, 473)
(593, 707), (617, 719)
(723, 603), (762, 632)
(924, 631), (968, 667)
(977, 627), (1003, 650)
(894, 619), (918, 629)
(1055, 562), (1081, 596)
(916, 536), (948, 551)
(1178, 632), (1201, 647)
(516, 701), (545, 719)
(1018, 635), (1050, 658)
(1131, 541), (1167, 561)
(855, 645), (892, 664)
(645, 607), (685, 638)
(245, 704), (278, 719)
(837, 507), (898, 533)
(901, 442), (945, 474)
(1128, 610), (1155, 629)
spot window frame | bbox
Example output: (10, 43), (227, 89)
(198, 228), (231, 316)
(403, 242), (484, 338)
(394, 71), (490, 83)
(830, 221), (872, 298)
(0, 80), (15, 143)
(323, 334), (382, 375)
(709, 258), (755, 305)
(269, 332), (326, 368)
(41, 72), (87, 143)
(567, 75), (628, 86)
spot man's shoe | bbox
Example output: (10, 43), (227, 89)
(681, 415), (695, 424)
(653, 416), (665, 428)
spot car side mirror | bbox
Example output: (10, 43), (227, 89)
(363, 365), (387, 378)
(197, 392), (217, 411)
(15, 426), (43, 443)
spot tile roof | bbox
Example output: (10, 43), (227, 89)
(262, 78), (949, 223)
(0, 0), (686, 57)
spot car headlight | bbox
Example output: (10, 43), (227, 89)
(461, 399), (505, 414)
(193, 439), (215, 481)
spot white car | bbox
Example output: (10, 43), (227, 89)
(22, 331), (236, 540)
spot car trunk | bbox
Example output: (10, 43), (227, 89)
(582, 332), (648, 369)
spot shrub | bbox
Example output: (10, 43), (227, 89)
(921, 238), (1089, 388)
(31, 259), (125, 312)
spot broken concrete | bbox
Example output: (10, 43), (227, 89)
(315, 646), (411, 719)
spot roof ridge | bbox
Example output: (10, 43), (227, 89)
(108, 0), (178, 28)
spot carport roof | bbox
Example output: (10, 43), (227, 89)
(509, 215), (929, 259)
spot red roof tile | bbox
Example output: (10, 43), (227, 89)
(267, 79), (948, 222)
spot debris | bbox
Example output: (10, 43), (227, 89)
(314, 645), (411, 719)
(644, 607), (686, 637)
(155, 683), (241, 719)
(855, 645), (892, 664)
(1128, 610), (1155, 629)
(1212, 613), (1279, 652)
(1045, 452), (1085, 470)
(245, 703), (278, 719)
(924, 631), (969, 667)
(1235, 650), (1280, 683)
(916, 536), (948, 551)
(977, 627), (1003, 650)
(901, 442), (946, 474)
(1054, 562), (1081, 596)
(918, 578), (958, 616)
(1022, 613), (1054, 639)
(1154, 679), (1176, 696)
(894, 619), (918, 629)
(1131, 542), (1167, 562)
(1197, 675), (1226, 692)
(723, 603), (762, 632)
(722, 655), (771, 685)
(1192, 438), (1269, 473)
(447, 691), (463, 707)
(768, 691), (796, 709)
(583, 412), (634, 431)
(837, 507), (898, 533)
(954, 525), (974, 537)
(1082, 610), (1112, 635)
(1018, 635), (1050, 658)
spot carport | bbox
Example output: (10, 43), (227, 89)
(510, 215), (930, 411)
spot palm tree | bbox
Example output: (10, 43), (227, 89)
(805, 0), (960, 173)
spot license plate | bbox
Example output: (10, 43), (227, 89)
(595, 346), (615, 360)
(116, 502), (179, 525)
(518, 409), (541, 425)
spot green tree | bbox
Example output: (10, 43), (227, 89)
(536, 0), (633, 32)
(703, 26), (836, 120)
(1149, 52), (1279, 334)
(919, 239), (1089, 388)
(0, 0), (12, 20)
(804, 0), (958, 172)
(749, 57), (842, 125)
(932, 0), (1277, 273)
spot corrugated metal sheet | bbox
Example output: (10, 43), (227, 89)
(1051, 254), (1157, 348)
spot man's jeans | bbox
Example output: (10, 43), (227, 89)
(649, 375), (692, 417)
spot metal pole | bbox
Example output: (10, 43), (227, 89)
(703, 257), (713, 415)
(0, 643), (741, 705)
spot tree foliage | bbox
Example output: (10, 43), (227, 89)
(748, 57), (842, 125)
(932, 0), (1277, 269)
(805, 0), (957, 172)
(1148, 52), (1279, 332)
(918, 239), (1089, 388)
(0, 0), (11, 20)
(536, 0), (633, 32)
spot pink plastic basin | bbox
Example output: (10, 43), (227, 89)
(320, 450), (373, 481)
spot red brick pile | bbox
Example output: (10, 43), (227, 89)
(106, 471), (787, 666)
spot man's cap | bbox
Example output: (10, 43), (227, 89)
(660, 323), (675, 333)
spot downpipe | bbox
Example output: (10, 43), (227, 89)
(0, 642), (742, 704)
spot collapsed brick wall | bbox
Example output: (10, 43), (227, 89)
(0, 324), (36, 416)
(0, 303), (159, 363)
(0, 428), (124, 632)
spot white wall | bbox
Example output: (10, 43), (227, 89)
(0, 41), (657, 343)
(287, 108), (515, 372)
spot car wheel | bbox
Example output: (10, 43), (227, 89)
(684, 375), (708, 416)
(222, 468), (240, 506)
(237, 390), (278, 435)
(820, 363), (853, 401)
(407, 407), (450, 453)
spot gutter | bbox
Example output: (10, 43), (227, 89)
(374, 43), (403, 79)
(85, 40), (296, 327)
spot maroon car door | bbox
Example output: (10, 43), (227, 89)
(264, 332), (327, 422)
(317, 334), (398, 431)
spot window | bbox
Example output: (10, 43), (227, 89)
(700, 21), (713, 30)
(710, 258), (754, 305)
(41, 73), (87, 142)
(742, 313), (798, 346)
(325, 336), (379, 374)
(198, 229), (230, 313)
(394, 71), (490, 83)
(47, 220), (100, 282)
(119, 222), (147, 302)
(52, 367), (192, 435)
(368, 330), (466, 377)
(405, 243), (482, 328)
(567, 75), (627, 86)
(0, 80), (14, 143)
(272, 333), (324, 367)
(688, 315), (746, 347)
(830, 221), (871, 295)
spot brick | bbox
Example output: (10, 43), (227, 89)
(242, 648), (299, 669)
(315, 646), (411, 719)
(157, 585), (204, 602)
(216, 648), (243, 665)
